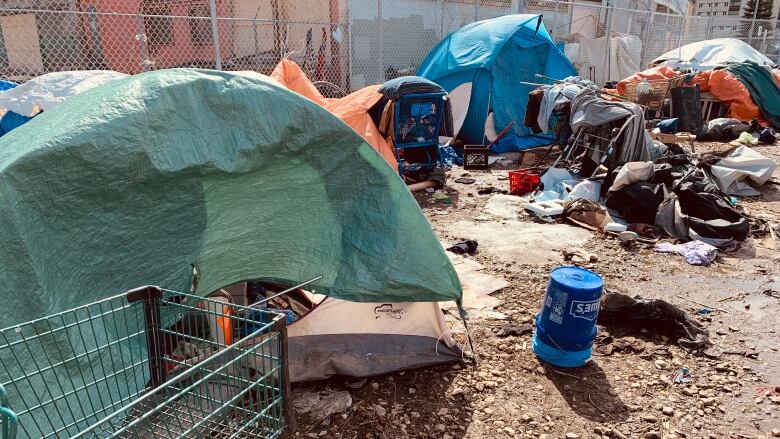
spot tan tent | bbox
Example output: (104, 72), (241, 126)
(288, 292), (461, 382)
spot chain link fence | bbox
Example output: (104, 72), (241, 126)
(1, 0), (778, 88)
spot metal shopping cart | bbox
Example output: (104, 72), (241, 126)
(0, 285), (293, 439)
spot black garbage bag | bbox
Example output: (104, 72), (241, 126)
(676, 183), (748, 244)
(598, 290), (709, 351)
(605, 182), (667, 224)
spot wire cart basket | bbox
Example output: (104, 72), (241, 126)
(0, 285), (294, 439)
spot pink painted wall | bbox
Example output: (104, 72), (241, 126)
(79, 0), (233, 73)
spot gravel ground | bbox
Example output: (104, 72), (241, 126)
(290, 141), (780, 439)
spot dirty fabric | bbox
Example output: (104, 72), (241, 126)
(563, 199), (613, 231)
(609, 161), (655, 193)
(606, 182), (667, 224)
(598, 291), (709, 350)
(447, 240), (479, 255)
(538, 77), (597, 132)
(654, 240), (718, 266)
(708, 145), (777, 196)
(524, 89), (545, 133)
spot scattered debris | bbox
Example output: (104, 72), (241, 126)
(599, 290), (709, 350)
(654, 240), (718, 266)
(562, 247), (599, 266)
(446, 240), (478, 255)
(491, 323), (533, 337)
(293, 389), (353, 420)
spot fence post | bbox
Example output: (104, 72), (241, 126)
(517, 0), (525, 14)
(438, 0), (444, 38)
(475, 0), (480, 21)
(603, 2), (613, 85)
(706, 7), (713, 40)
(640, 10), (654, 68)
(676, 14), (685, 50)
(748, 0), (759, 47)
(135, 13), (151, 72)
(209, 0), (222, 70)
(378, 0), (384, 82)
(552, 0), (560, 41)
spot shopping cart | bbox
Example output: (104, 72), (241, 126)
(0, 285), (293, 439)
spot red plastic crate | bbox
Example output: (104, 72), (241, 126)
(509, 169), (541, 195)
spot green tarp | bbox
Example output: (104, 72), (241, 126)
(0, 68), (462, 328)
(724, 61), (780, 129)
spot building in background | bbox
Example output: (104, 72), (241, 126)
(0, 0), (87, 80)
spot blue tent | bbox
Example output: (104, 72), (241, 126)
(417, 15), (577, 152)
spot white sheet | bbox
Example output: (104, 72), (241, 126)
(565, 35), (642, 85)
(0, 70), (127, 116)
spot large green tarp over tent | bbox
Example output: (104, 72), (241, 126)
(0, 68), (462, 328)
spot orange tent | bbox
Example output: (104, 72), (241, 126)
(616, 65), (779, 125)
(270, 60), (398, 170)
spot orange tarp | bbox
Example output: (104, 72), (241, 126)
(616, 65), (776, 125)
(270, 59), (398, 170)
(616, 66), (678, 95)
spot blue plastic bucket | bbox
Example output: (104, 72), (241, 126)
(532, 266), (603, 367)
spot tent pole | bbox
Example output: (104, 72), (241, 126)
(458, 304), (479, 366)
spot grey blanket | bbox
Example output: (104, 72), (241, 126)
(570, 90), (652, 165)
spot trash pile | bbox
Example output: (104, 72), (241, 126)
(508, 58), (778, 255)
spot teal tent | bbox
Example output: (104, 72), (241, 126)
(417, 14), (577, 152)
(0, 69), (462, 328)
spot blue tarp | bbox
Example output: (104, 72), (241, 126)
(0, 111), (32, 136)
(417, 14), (577, 152)
(0, 80), (16, 91)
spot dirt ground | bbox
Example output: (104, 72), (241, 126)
(292, 142), (780, 439)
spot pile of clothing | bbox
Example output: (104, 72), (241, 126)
(524, 76), (598, 134)
(528, 143), (775, 252)
(602, 145), (776, 250)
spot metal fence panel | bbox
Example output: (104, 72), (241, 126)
(0, 0), (778, 88)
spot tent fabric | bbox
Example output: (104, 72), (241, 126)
(288, 298), (460, 381)
(0, 70), (127, 117)
(417, 14), (577, 151)
(270, 59), (398, 170)
(651, 38), (774, 71)
(0, 68), (462, 328)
